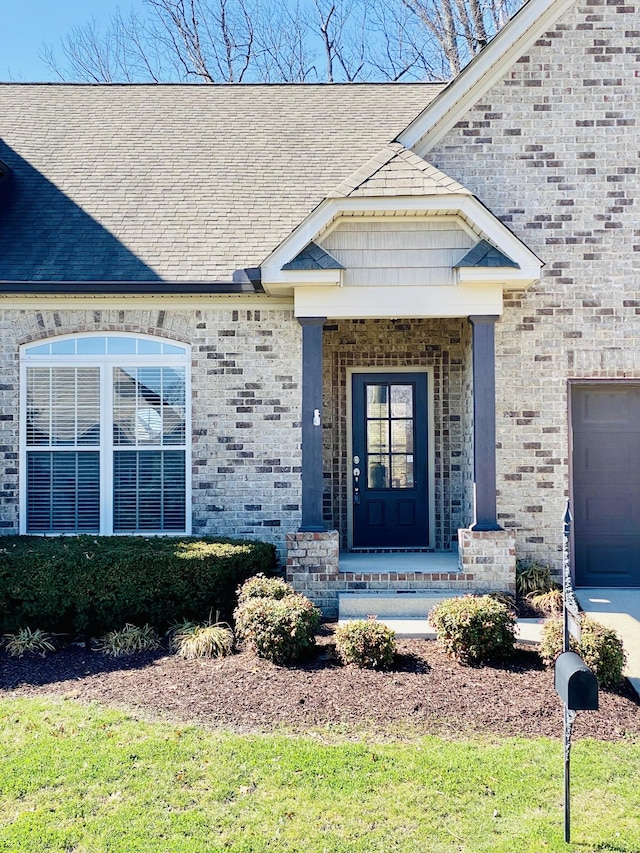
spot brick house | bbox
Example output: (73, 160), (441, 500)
(0, 0), (638, 616)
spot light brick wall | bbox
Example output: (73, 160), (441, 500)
(0, 305), (302, 556)
(428, 0), (640, 571)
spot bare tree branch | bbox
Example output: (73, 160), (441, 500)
(41, 0), (524, 85)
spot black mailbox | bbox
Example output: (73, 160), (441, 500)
(554, 651), (599, 711)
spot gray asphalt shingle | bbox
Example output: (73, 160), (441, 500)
(0, 83), (443, 282)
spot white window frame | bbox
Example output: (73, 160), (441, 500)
(20, 332), (192, 536)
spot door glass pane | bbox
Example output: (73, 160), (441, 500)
(367, 419), (389, 454)
(364, 381), (416, 490)
(366, 384), (389, 418)
(367, 455), (390, 489)
(392, 455), (414, 488)
(391, 419), (414, 454)
(390, 384), (413, 418)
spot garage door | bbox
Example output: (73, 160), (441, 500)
(572, 384), (640, 587)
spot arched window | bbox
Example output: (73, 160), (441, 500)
(20, 334), (190, 535)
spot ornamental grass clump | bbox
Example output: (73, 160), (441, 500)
(3, 627), (56, 658)
(97, 623), (161, 658)
(429, 595), (517, 664)
(540, 615), (626, 686)
(170, 621), (234, 659)
(234, 593), (320, 665)
(516, 561), (558, 596)
(334, 620), (396, 670)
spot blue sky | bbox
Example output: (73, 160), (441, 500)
(1, 0), (144, 81)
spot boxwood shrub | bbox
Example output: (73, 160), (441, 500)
(334, 619), (396, 670)
(234, 592), (321, 664)
(0, 535), (276, 636)
(429, 594), (517, 664)
(540, 615), (627, 686)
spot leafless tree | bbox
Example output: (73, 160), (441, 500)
(41, 0), (523, 84)
(401, 0), (518, 76)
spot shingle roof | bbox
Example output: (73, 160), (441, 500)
(328, 143), (470, 198)
(282, 242), (344, 271)
(0, 83), (443, 282)
(455, 239), (519, 268)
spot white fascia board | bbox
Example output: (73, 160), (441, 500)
(294, 283), (503, 319)
(262, 198), (341, 279)
(456, 266), (541, 287)
(261, 268), (342, 291)
(398, 0), (576, 153)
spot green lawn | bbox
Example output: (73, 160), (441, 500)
(0, 698), (639, 853)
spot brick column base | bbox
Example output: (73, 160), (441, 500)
(285, 530), (340, 617)
(458, 528), (516, 592)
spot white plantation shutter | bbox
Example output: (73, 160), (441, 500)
(26, 366), (101, 532)
(22, 335), (189, 535)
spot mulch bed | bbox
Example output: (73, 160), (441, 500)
(2, 624), (638, 742)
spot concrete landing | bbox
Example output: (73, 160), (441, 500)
(337, 612), (544, 645)
(574, 588), (640, 698)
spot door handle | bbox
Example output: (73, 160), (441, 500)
(353, 464), (361, 505)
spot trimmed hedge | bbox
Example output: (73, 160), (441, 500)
(0, 535), (276, 636)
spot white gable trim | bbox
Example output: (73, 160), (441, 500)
(397, 0), (576, 154)
(261, 195), (542, 291)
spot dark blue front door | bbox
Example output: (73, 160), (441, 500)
(352, 372), (429, 547)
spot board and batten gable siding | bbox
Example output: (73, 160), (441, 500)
(426, 0), (640, 569)
(0, 305), (302, 555)
(319, 219), (475, 288)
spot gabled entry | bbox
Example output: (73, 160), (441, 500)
(351, 372), (429, 548)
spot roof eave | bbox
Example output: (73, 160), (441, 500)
(0, 280), (259, 296)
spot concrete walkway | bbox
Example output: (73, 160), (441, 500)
(574, 588), (640, 698)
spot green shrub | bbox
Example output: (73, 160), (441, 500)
(539, 616), (572, 665)
(234, 593), (320, 665)
(0, 535), (276, 636)
(97, 624), (161, 657)
(540, 616), (627, 686)
(580, 619), (627, 686)
(334, 620), (396, 670)
(3, 627), (56, 658)
(429, 595), (517, 664)
(170, 621), (234, 659)
(236, 573), (293, 604)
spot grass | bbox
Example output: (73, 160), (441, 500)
(1, 699), (639, 852)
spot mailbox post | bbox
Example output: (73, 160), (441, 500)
(556, 504), (599, 843)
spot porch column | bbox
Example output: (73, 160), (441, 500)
(298, 317), (326, 532)
(469, 315), (503, 531)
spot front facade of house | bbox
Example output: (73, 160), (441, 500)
(1, 0), (638, 615)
